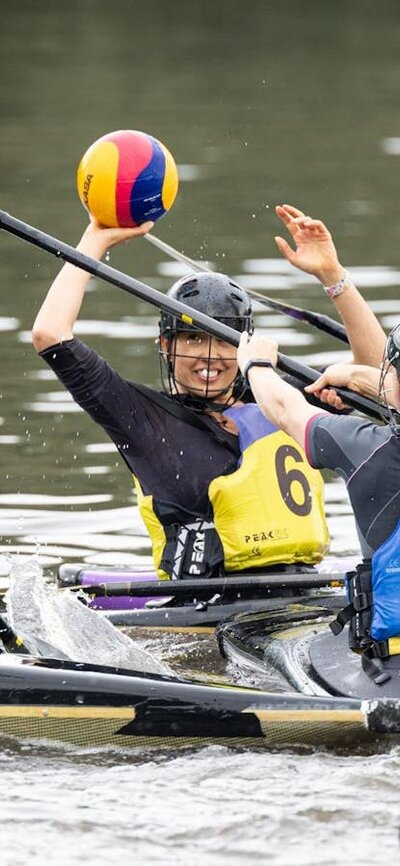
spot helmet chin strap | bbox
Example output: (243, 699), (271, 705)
(166, 366), (241, 412)
(171, 391), (236, 413)
(170, 373), (247, 413)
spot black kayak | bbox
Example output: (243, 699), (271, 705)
(1, 649), (400, 751)
(217, 602), (400, 701)
(2, 594), (400, 751)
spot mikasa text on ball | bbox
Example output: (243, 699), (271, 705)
(77, 130), (179, 227)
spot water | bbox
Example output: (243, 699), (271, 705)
(1, 746), (400, 866)
(1, 1), (400, 863)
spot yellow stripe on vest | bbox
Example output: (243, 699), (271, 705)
(388, 637), (400, 656)
(133, 477), (170, 579)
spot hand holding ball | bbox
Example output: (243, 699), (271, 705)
(77, 130), (179, 228)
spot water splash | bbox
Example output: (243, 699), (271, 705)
(5, 557), (172, 677)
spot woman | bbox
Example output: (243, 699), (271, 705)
(32, 217), (329, 579)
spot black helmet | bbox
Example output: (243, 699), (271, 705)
(386, 323), (400, 373)
(159, 272), (254, 338)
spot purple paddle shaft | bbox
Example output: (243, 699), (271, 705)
(80, 571), (161, 610)
(88, 595), (159, 610)
(80, 570), (158, 585)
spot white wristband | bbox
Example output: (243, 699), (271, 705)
(323, 269), (353, 299)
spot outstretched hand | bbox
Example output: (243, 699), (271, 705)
(79, 217), (155, 257)
(274, 204), (344, 286)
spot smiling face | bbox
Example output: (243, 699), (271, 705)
(160, 331), (239, 402)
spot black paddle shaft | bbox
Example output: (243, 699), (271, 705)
(69, 572), (346, 599)
(145, 232), (349, 342)
(247, 290), (349, 343)
(0, 210), (388, 422)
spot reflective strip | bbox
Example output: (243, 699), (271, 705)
(0, 706), (136, 720)
(172, 519), (216, 579)
(388, 637), (400, 655)
(248, 708), (364, 724)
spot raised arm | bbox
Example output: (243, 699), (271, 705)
(237, 333), (323, 451)
(32, 219), (153, 352)
(274, 204), (387, 367)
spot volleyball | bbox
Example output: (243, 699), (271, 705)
(76, 130), (179, 227)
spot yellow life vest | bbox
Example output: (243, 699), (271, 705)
(134, 478), (176, 580)
(134, 404), (329, 578)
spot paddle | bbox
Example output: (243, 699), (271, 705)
(145, 231), (349, 343)
(0, 209), (387, 422)
(67, 571), (346, 600)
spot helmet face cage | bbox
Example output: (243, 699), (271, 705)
(158, 273), (253, 410)
(159, 327), (248, 411)
(385, 324), (400, 372)
(379, 323), (400, 434)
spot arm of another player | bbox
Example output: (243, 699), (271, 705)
(237, 333), (325, 451)
(274, 204), (387, 367)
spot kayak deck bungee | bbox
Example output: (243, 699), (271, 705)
(0, 651), (399, 750)
(217, 604), (400, 701)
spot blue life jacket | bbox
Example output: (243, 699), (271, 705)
(371, 516), (400, 641)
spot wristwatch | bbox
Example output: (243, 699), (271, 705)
(242, 359), (275, 387)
